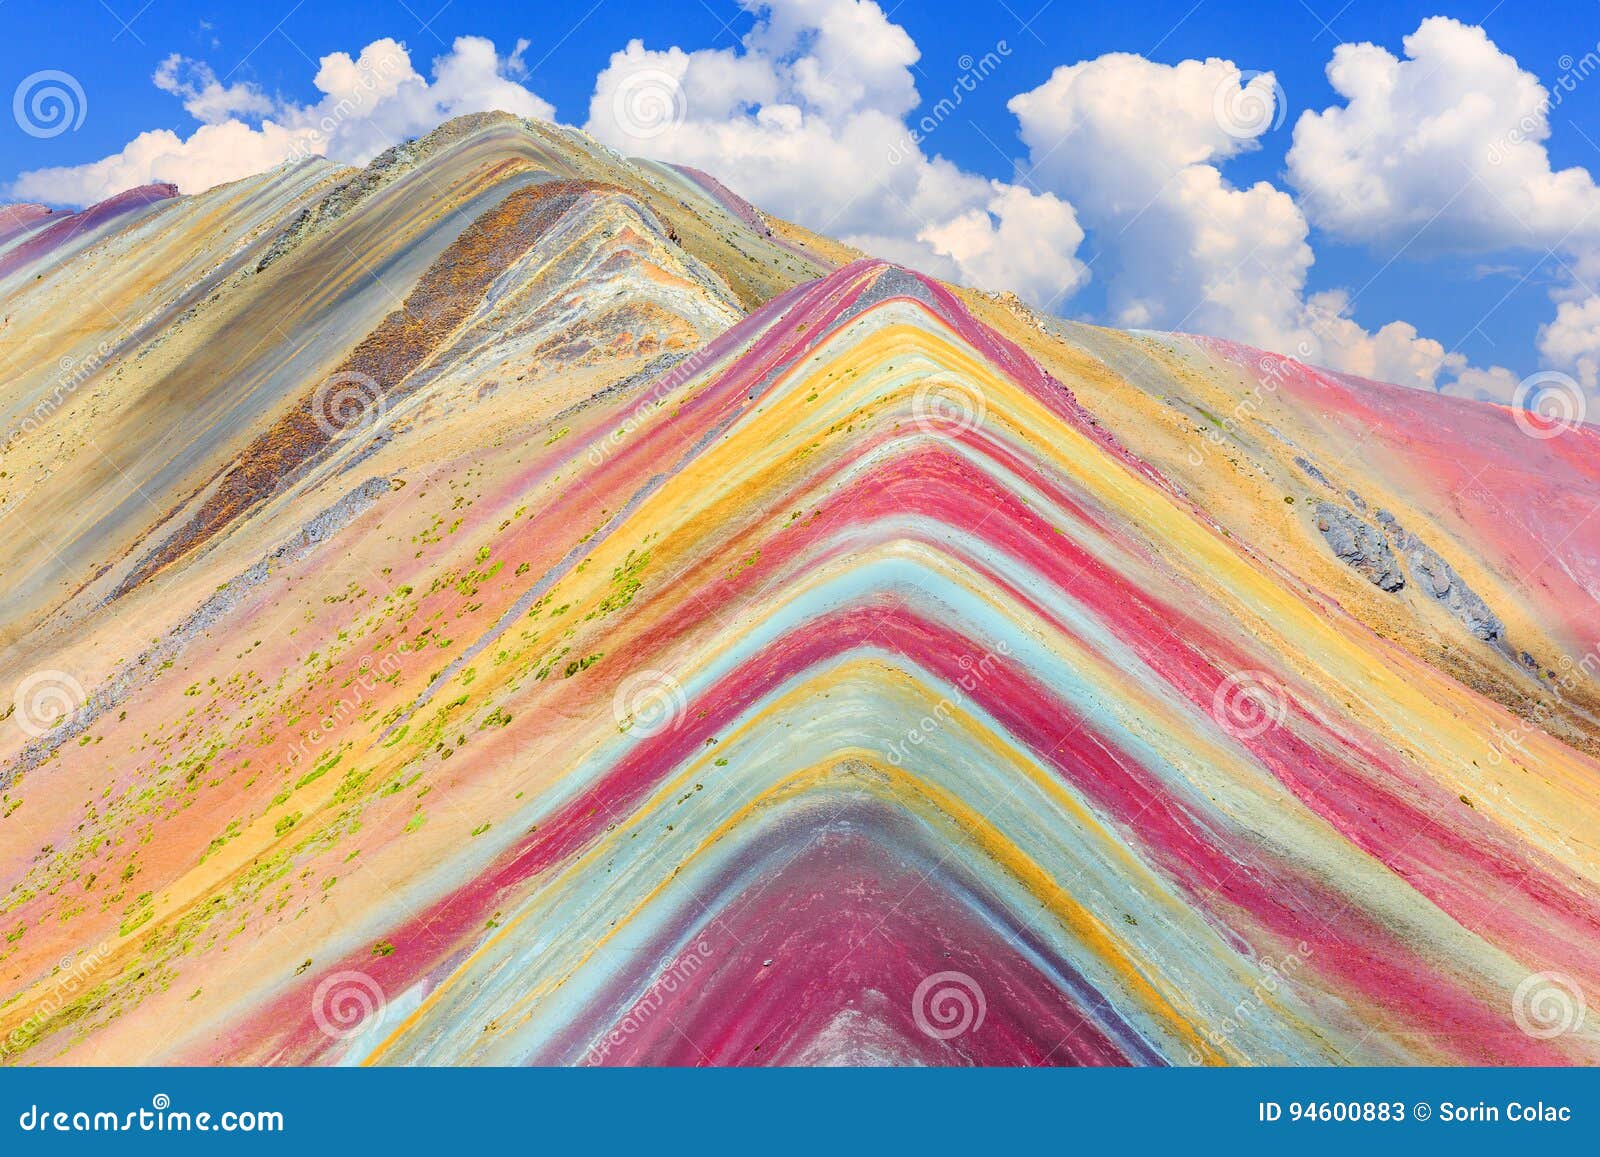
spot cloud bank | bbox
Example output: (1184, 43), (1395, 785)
(9, 37), (551, 207)
(11, 3), (1600, 410)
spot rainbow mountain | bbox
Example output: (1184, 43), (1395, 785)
(1, 111), (1598, 1066)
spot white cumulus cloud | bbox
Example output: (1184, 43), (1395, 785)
(7, 8), (1596, 414)
(1538, 295), (1600, 389)
(1007, 43), (1518, 397)
(1285, 15), (1600, 406)
(8, 37), (553, 206)
(153, 55), (276, 124)
(1287, 16), (1600, 253)
(583, 0), (1089, 308)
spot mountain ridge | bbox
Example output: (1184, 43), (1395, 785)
(1, 112), (1597, 1066)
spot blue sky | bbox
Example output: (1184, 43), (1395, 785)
(4, 0), (1600, 409)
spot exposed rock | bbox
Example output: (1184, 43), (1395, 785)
(254, 205), (311, 272)
(254, 129), (453, 273)
(1315, 503), (1405, 591)
(1294, 455), (1333, 489)
(1380, 515), (1505, 642)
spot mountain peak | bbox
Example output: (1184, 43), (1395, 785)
(2, 118), (1598, 1068)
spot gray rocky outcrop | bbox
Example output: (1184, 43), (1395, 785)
(1314, 503), (1405, 591)
(1311, 497), (1505, 644)
(1375, 511), (1504, 642)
